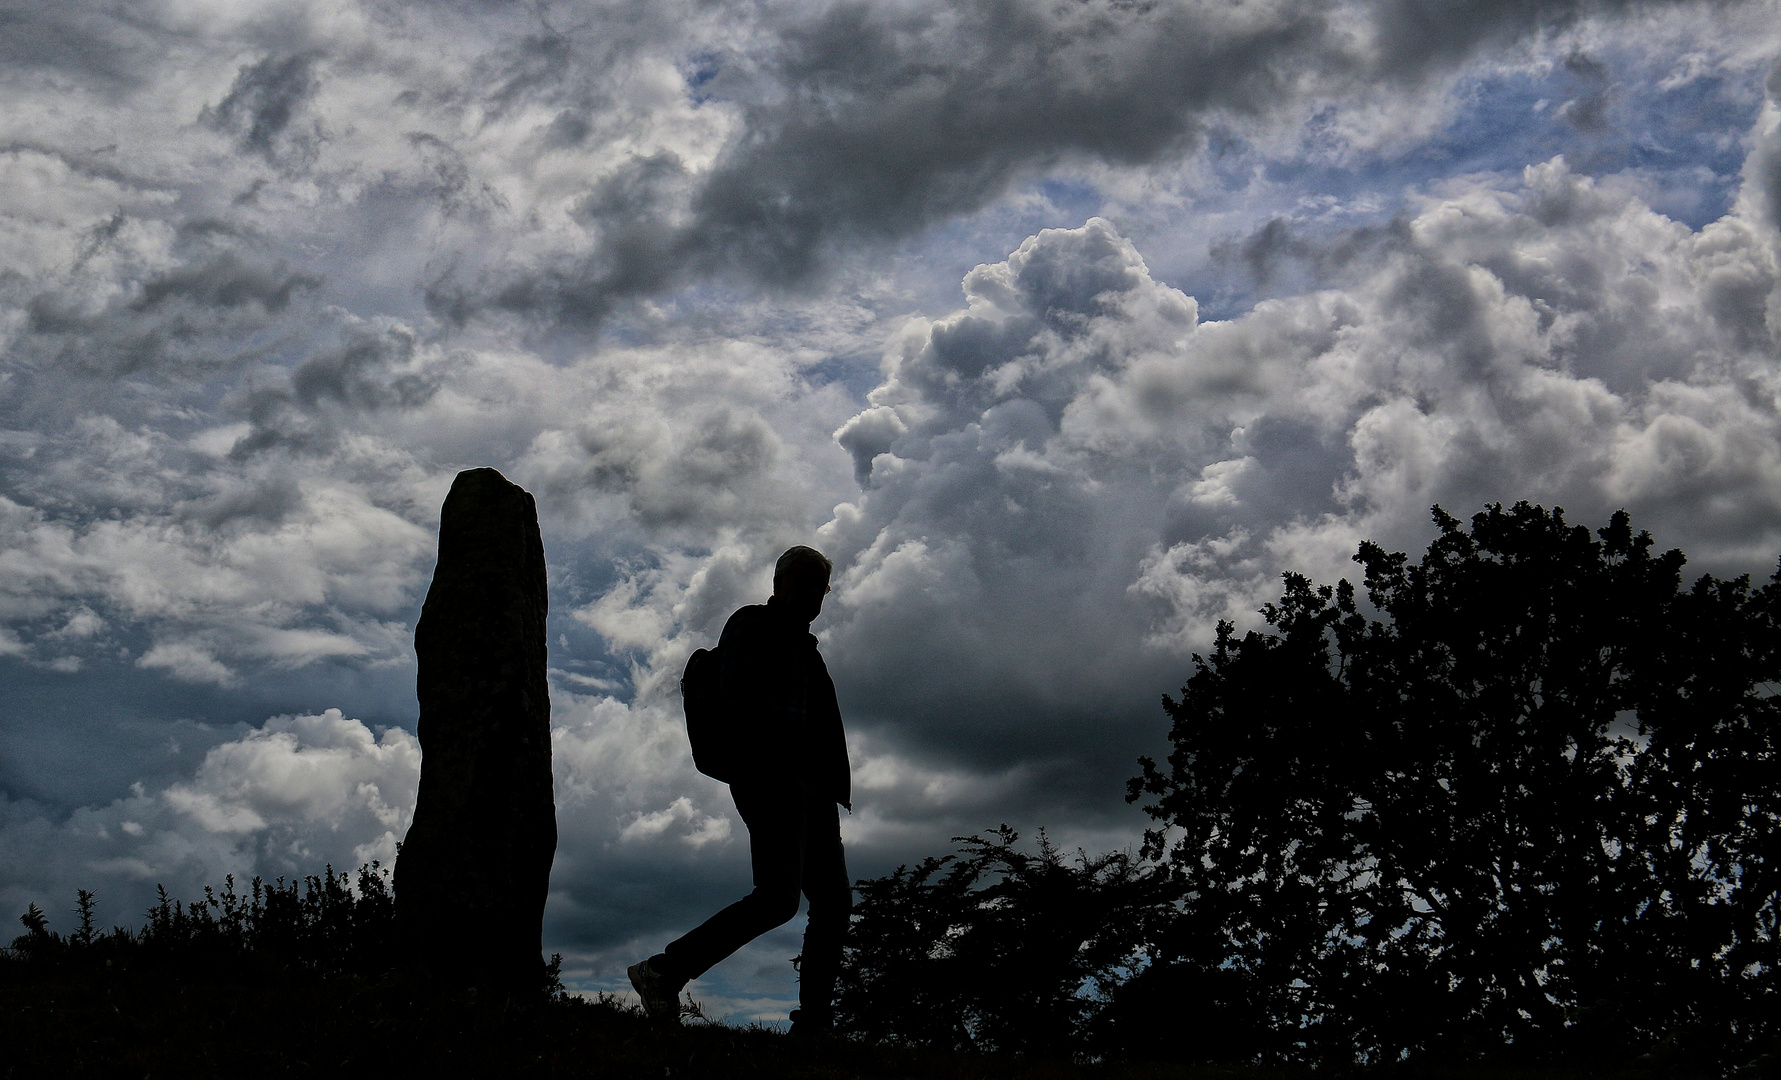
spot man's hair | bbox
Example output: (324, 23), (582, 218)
(774, 545), (833, 590)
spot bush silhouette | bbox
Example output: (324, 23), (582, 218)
(9, 502), (1776, 1076)
(6, 873), (1203, 1079)
(7, 864), (404, 980)
(836, 503), (1777, 1072)
(833, 827), (1175, 1056)
(1127, 503), (1779, 1067)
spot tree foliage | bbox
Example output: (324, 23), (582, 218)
(1127, 503), (1780, 1065)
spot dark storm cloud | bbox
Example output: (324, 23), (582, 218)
(1222, 217), (1320, 289)
(133, 251), (319, 314)
(1556, 49), (1614, 131)
(467, 151), (690, 324)
(17, 247), (321, 381)
(0, 3), (156, 86)
(450, 0), (1701, 326)
(1754, 60), (1781, 231)
(1, 0), (1775, 1019)
(184, 476), (306, 530)
(1367, 0), (1649, 68)
(407, 133), (512, 219)
(575, 406), (782, 529)
(230, 327), (443, 457)
(292, 327), (436, 410)
(1215, 215), (1404, 293)
(202, 53), (322, 158)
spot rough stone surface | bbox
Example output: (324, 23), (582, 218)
(395, 467), (556, 988)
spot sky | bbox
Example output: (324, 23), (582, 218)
(3, 0), (1781, 1024)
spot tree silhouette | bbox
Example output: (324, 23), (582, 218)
(1126, 503), (1779, 1066)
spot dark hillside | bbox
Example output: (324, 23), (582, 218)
(0, 944), (1729, 1080)
(0, 908), (1247, 1080)
(0, 871), (1245, 1080)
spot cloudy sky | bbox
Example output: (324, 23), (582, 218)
(3, 0), (1781, 1022)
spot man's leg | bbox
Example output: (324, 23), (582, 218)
(655, 784), (806, 987)
(791, 792), (851, 1031)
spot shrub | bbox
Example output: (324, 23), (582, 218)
(1127, 504), (1780, 1067)
(834, 827), (1176, 1057)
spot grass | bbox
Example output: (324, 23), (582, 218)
(4, 873), (1766, 1080)
(0, 955), (1300, 1079)
(3, 954), (1759, 1080)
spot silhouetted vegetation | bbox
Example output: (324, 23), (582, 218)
(834, 826), (1176, 1055)
(10, 865), (398, 976)
(838, 504), (1777, 1075)
(3, 877), (1244, 1079)
(9, 503), (1777, 1076)
(1127, 503), (1778, 1069)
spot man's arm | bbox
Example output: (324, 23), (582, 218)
(809, 651), (851, 810)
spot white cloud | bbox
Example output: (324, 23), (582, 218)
(0, 473), (433, 676)
(138, 641), (236, 686)
(4, 0), (1781, 1026)
(0, 709), (418, 931)
(618, 796), (732, 848)
(165, 709), (419, 851)
(801, 146), (1781, 783)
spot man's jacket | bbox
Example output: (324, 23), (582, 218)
(715, 596), (851, 809)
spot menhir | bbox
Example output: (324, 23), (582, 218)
(396, 467), (557, 988)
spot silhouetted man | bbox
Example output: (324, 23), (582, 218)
(629, 546), (851, 1036)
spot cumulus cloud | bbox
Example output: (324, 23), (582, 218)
(0, 709), (418, 931)
(801, 147), (1781, 800)
(441, 0), (1761, 324)
(539, 72), (1781, 998)
(4, 0), (1781, 1024)
(572, 406), (783, 529)
(0, 470), (432, 682)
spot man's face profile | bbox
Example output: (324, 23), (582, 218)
(775, 569), (830, 623)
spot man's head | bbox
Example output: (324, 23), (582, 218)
(773, 545), (833, 622)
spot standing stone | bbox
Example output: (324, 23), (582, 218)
(395, 467), (556, 989)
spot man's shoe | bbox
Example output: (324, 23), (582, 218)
(628, 958), (683, 1025)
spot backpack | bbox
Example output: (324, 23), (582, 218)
(680, 646), (735, 782)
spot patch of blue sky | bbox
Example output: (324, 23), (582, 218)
(681, 51), (724, 105)
(618, 47), (1769, 351)
(0, 654), (389, 810)
(1179, 52), (1766, 318)
(799, 353), (886, 399)
(548, 537), (651, 700)
(1261, 59), (1761, 230)
(548, 612), (632, 699)
(870, 182), (1146, 323)
(1035, 178), (1105, 221)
